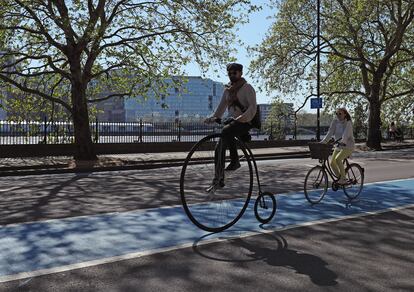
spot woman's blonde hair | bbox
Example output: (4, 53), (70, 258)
(337, 108), (352, 121)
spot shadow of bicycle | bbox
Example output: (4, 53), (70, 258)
(192, 230), (338, 287)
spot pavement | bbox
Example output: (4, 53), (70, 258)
(0, 139), (413, 176)
(0, 148), (413, 291)
(0, 145), (310, 176)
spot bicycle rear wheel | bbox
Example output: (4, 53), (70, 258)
(343, 163), (364, 200)
(180, 134), (253, 232)
(304, 165), (328, 204)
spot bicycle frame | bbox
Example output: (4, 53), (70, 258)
(237, 139), (269, 208)
(211, 117), (265, 196)
(214, 135), (263, 194)
(321, 156), (362, 189)
(242, 142), (263, 194)
(320, 157), (351, 182)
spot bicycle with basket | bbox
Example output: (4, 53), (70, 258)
(304, 139), (365, 204)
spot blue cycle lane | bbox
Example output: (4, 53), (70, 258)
(1, 178), (413, 281)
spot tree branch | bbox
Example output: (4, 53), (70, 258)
(14, 0), (67, 53)
(98, 28), (183, 52)
(382, 87), (414, 104)
(87, 92), (132, 103)
(0, 73), (72, 112)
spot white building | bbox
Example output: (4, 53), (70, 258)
(98, 76), (225, 122)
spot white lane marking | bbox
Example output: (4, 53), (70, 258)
(1, 202), (414, 284)
(1, 177), (413, 228)
(364, 177), (414, 185)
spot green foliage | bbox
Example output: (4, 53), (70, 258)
(250, 0), (414, 131)
(353, 101), (368, 139)
(0, 0), (258, 119)
(381, 95), (414, 126)
(296, 110), (332, 127)
(264, 98), (293, 140)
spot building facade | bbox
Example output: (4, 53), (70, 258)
(97, 76), (225, 122)
(258, 103), (272, 123)
(96, 97), (126, 122)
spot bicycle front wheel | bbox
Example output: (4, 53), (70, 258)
(180, 134), (253, 232)
(304, 165), (328, 204)
(343, 163), (364, 200)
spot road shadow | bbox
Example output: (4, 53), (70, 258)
(0, 162), (307, 225)
(1, 208), (413, 292)
(193, 231), (338, 287)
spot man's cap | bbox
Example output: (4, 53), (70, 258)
(226, 63), (243, 72)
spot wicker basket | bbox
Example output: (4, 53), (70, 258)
(308, 142), (333, 160)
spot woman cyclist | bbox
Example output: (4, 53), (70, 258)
(321, 108), (355, 185)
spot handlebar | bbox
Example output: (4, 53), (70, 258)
(328, 138), (346, 147)
(209, 117), (236, 125)
(213, 117), (222, 124)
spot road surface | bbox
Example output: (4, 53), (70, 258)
(0, 148), (413, 291)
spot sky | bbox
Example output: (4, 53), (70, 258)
(183, 1), (278, 105)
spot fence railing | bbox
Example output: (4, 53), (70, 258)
(0, 119), (412, 145)
(0, 119), (223, 144)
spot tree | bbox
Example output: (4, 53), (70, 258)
(353, 100), (368, 139)
(295, 110), (331, 127)
(250, 0), (414, 149)
(0, 0), (257, 159)
(381, 94), (414, 125)
(264, 99), (292, 140)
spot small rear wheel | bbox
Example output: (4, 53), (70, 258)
(254, 192), (277, 224)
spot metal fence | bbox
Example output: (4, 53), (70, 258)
(0, 120), (223, 144)
(0, 119), (412, 145)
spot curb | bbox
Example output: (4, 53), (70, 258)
(0, 152), (311, 177)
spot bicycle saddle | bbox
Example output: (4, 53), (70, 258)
(239, 133), (252, 142)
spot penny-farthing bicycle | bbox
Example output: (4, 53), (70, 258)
(180, 119), (277, 232)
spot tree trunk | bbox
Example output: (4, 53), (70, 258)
(71, 81), (97, 160)
(366, 99), (382, 150)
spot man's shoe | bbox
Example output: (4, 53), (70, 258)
(225, 162), (241, 171)
(206, 180), (225, 193)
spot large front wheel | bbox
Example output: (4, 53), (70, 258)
(304, 165), (328, 204)
(180, 134), (253, 232)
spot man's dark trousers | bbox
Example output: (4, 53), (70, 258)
(213, 121), (252, 184)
